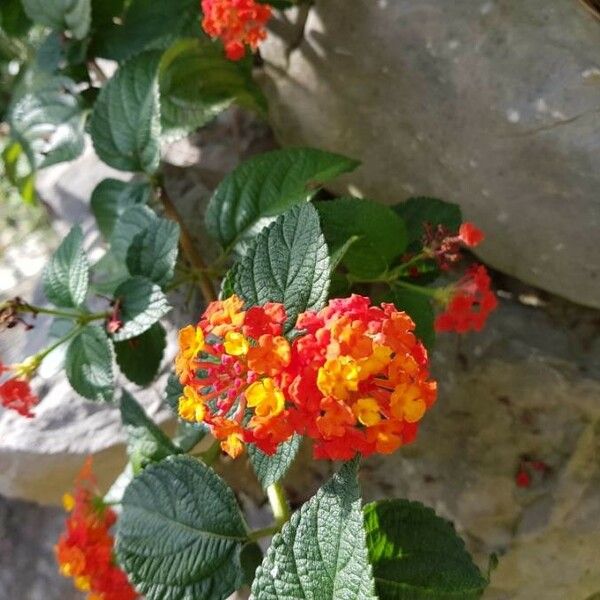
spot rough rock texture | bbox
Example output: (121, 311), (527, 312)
(259, 0), (600, 309)
(0, 496), (82, 600)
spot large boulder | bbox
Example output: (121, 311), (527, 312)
(259, 0), (600, 309)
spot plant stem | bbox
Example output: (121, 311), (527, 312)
(393, 279), (440, 298)
(14, 303), (109, 325)
(36, 326), (82, 362)
(247, 482), (291, 541)
(157, 184), (217, 304)
(197, 440), (221, 466)
(388, 251), (430, 277)
(248, 523), (282, 542)
(267, 482), (291, 527)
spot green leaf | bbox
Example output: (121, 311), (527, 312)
(94, 204), (157, 295)
(173, 422), (207, 453)
(2, 141), (23, 186)
(93, 0), (200, 62)
(250, 460), (377, 600)
(8, 75), (85, 170)
(248, 434), (301, 489)
(393, 197), (462, 245)
(390, 286), (435, 350)
(90, 252), (129, 296)
(117, 455), (248, 600)
(91, 0), (125, 26)
(219, 265), (238, 300)
(206, 148), (360, 252)
(126, 217), (180, 287)
(109, 204), (157, 261)
(364, 499), (488, 599)
(240, 542), (263, 587)
(35, 32), (64, 73)
(0, 0), (32, 37)
(330, 234), (360, 273)
(66, 325), (114, 402)
(317, 197), (408, 279)
(43, 225), (89, 308)
(17, 173), (36, 205)
(159, 38), (267, 141)
(114, 322), (166, 386)
(1, 141), (36, 204)
(90, 51), (161, 173)
(91, 178), (151, 240)
(119, 389), (179, 473)
(112, 276), (171, 342)
(233, 203), (330, 330)
(164, 373), (183, 414)
(21, 0), (91, 39)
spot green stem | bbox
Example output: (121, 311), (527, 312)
(197, 440), (221, 466)
(267, 482), (291, 527)
(15, 303), (109, 324)
(247, 482), (291, 541)
(36, 326), (82, 362)
(248, 523), (282, 542)
(393, 279), (440, 298)
(388, 251), (431, 277)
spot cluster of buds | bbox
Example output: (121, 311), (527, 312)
(201, 0), (272, 60)
(175, 294), (437, 460)
(416, 221), (499, 334)
(422, 222), (485, 271)
(55, 459), (138, 600)
(0, 358), (39, 418)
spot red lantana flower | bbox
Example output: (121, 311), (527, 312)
(201, 0), (272, 60)
(422, 221), (485, 271)
(434, 265), (498, 334)
(283, 295), (437, 460)
(55, 458), (138, 600)
(175, 296), (293, 457)
(0, 361), (38, 418)
(459, 222), (485, 247)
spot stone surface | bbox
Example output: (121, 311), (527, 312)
(0, 496), (83, 600)
(259, 0), (600, 309)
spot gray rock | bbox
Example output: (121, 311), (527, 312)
(259, 0), (600, 309)
(0, 496), (83, 600)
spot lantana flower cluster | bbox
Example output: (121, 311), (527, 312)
(55, 459), (138, 600)
(176, 295), (293, 458)
(424, 222), (498, 334)
(0, 360), (39, 418)
(201, 0), (272, 60)
(176, 294), (437, 460)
